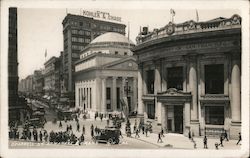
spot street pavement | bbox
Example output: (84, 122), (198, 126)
(10, 100), (242, 150)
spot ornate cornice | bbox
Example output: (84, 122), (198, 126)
(135, 14), (241, 45)
(158, 88), (191, 96)
(200, 94), (230, 104)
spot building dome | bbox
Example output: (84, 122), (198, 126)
(91, 32), (135, 45)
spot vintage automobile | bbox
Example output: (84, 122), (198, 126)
(57, 110), (75, 120)
(93, 127), (120, 145)
(28, 118), (45, 128)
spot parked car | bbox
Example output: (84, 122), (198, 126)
(93, 127), (120, 145)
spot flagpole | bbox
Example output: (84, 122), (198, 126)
(128, 21), (130, 49)
(196, 9), (199, 22)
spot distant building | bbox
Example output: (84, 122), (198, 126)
(33, 70), (44, 96)
(62, 14), (126, 93)
(18, 75), (34, 94)
(133, 15), (241, 139)
(75, 32), (137, 118)
(44, 56), (61, 99)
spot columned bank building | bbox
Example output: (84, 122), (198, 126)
(133, 15), (241, 138)
(75, 32), (138, 118)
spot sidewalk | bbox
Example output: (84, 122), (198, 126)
(123, 118), (241, 150)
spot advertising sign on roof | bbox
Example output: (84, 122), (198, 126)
(82, 10), (122, 22)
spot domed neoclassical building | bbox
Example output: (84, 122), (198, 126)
(74, 32), (138, 118)
(133, 15), (241, 139)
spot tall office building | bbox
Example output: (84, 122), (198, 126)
(8, 8), (26, 122)
(62, 13), (126, 94)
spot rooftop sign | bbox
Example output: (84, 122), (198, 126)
(82, 10), (121, 22)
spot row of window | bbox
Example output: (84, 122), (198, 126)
(71, 37), (91, 43)
(70, 21), (91, 28)
(146, 64), (224, 94)
(69, 20), (124, 34)
(72, 45), (85, 51)
(71, 29), (91, 36)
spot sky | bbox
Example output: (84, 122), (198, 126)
(17, 7), (240, 80)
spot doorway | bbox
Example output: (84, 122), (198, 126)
(167, 105), (183, 133)
(174, 105), (183, 134)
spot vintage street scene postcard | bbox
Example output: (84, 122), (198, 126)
(0, 0), (249, 158)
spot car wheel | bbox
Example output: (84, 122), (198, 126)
(92, 137), (97, 144)
(115, 139), (120, 144)
(108, 138), (113, 145)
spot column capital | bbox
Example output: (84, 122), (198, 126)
(138, 63), (144, 69)
(122, 77), (128, 81)
(153, 59), (161, 66)
(112, 76), (118, 80)
(230, 51), (241, 61)
(100, 76), (107, 80)
(184, 53), (198, 63)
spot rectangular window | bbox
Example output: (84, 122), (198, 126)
(85, 38), (91, 43)
(79, 30), (84, 35)
(167, 67), (183, 90)
(115, 51), (118, 55)
(205, 106), (224, 125)
(107, 104), (111, 110)
(86, 88), (88, 108)
(85, 31), (91, 36)
(117, 87), (120, 109)
(79, 88), (80, 107)
(90, 88), (92, 109)
(205, 64), (224, 94)
(146, 70), (154, 94)
(124, 52), (127, 55)
(81, 88), (83, 107)
(71, 29), (78, 34)
(84, 88), (86, 108)
(106, 87), (111, 100)
(147, 103), (155, 119)
(72, 37), (78, 42)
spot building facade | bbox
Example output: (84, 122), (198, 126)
(33, 70), (45, 96)
(44, 56), (61, 98)
(8, 8), (28, 122)
(75, 32), (137, 118)
(8, 7), (21, 121)
(62, 14), (126, 93)
(133, 15), (241, 139)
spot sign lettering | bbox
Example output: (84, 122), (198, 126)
(82, 10), (122, 22)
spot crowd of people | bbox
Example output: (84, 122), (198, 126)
(9, 114), (243, 149)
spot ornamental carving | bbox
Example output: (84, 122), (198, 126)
(188, 20), (196, 30)
(166, 22), (175, 35)
(231, 14), (241, 25)
(158, 88), (191, 96)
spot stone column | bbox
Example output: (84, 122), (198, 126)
(138, 64), (144, 117)
(96, 78), (102, 112)
(187, 54), (199, 136)
(161, 62), (167, 92)
(101, 77), (107, 113)
(161, 105), (167, 132)
(231, 60), (241, 122)
(230, 54), (241, 139)
(154, 62), (161, 121)
(112, 77), (117, 111)
(184, 102), (191, 136)
(157, 102), (162, 125)
(121, 77), (127, 98)
(132, 77), (137, 112)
